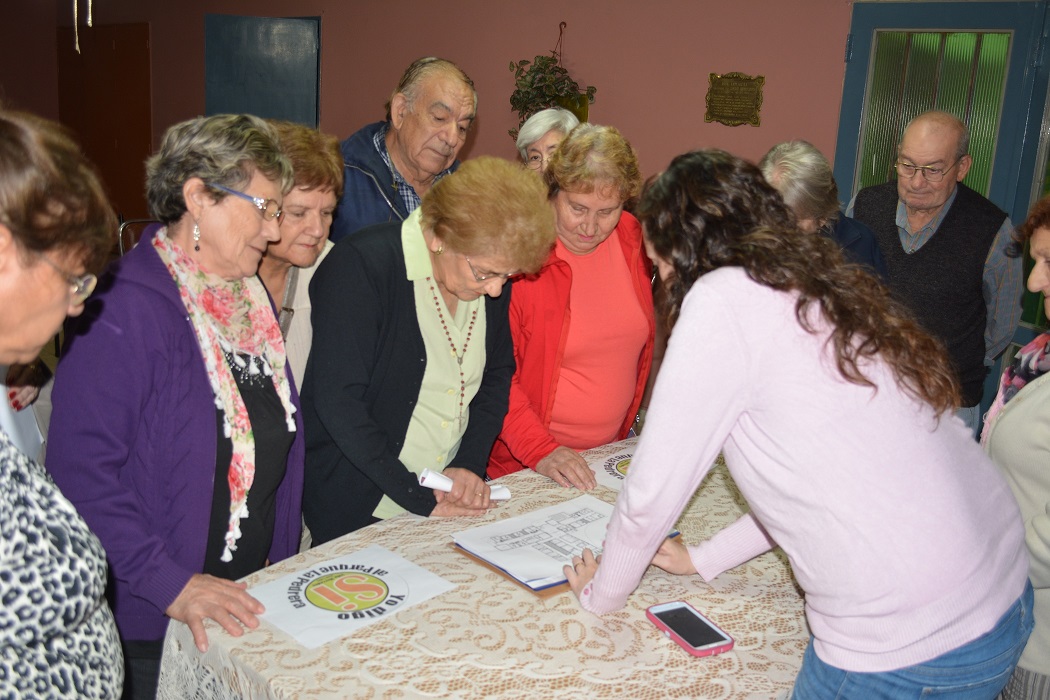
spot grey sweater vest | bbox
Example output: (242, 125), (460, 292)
(853, 182), (1005, 407)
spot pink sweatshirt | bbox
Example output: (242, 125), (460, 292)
(580, 267), (1029, 673)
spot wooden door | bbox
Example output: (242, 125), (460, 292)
(57, 23), (153, 222)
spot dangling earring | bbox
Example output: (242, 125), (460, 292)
(193, 222), (201, 252)
(435, 245), (444, 255)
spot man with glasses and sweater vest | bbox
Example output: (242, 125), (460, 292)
(849, 110), (1022, 437)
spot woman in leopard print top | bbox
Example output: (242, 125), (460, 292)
(0, 108), (122, 698)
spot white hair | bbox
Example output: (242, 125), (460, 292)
(516, 108), (580, 160)
(758, 140), (840, 224)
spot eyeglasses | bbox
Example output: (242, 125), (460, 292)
(464, 256), (520, 282)
(39, 254), (97, 305)
(894, 159), (960, 183)
(525, 154), (547, 171)
(208, 183), (284, 223)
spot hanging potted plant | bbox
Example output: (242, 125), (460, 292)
(508, 22), (596, 140)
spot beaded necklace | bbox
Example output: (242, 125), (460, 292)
(426, 276), (479, 422)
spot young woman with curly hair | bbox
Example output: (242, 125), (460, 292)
(565, 149), (1033, 698)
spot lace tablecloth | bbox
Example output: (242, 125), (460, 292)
(158, 454), (808, 699)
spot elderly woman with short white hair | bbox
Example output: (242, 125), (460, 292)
(516, 108), (580, 173)
(760, 140), (887, 278)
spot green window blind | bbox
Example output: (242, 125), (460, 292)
(855, 30), (1010, 197)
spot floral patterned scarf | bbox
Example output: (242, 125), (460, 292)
(153, 229), (296, 561)
(981, 332), (1050, 446)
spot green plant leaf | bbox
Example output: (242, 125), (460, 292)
(508, 50), (597, 131)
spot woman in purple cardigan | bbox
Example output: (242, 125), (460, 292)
(47, 115), (305, 700)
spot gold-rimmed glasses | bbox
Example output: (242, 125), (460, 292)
(464, 256), (521, 282)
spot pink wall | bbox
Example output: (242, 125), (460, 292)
(12, 0), (852, 176)
(311, 0), (853, 174)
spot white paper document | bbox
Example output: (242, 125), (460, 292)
(451, 494), (613, 590)
(252, 545), (455, 648)
(583, 437), (637, 492)
(419, 468), (511, 500)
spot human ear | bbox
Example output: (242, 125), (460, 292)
(390, 93), (410, 130)
(182, 178), (211, 220)
(956, 155), (973, 182)
(429, 233), (446, 254)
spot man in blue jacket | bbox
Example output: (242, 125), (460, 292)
(331, 57), (476, 242)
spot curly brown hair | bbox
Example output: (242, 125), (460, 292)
(638, 149), (960, 414)
(1017, 193), (1050, 247)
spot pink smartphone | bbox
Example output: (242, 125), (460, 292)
(646, 601), (735, 657)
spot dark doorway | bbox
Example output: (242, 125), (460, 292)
(57, 23), (153, 222)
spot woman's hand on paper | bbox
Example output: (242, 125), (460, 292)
(565, 548), (600, 597)
(651, 537), (697, 575)
(536, 446), (596, 490)
(166, 573), (265, 652)
(432, 467), (491, 516)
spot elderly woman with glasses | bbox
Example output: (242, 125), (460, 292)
(47, 115), (305, 700)
(516, 108), (579, 174)
(0, 109), (122, 698)
(302, 157), (554, 544)
(487, 124), (655, 490)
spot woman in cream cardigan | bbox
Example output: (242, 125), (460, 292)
(982, 194), (1050, 700)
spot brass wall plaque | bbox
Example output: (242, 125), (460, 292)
(705, 72), (764, 127)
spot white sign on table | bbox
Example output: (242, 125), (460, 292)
(251, 544), (455, 648)
(583, 437), (637, 492)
